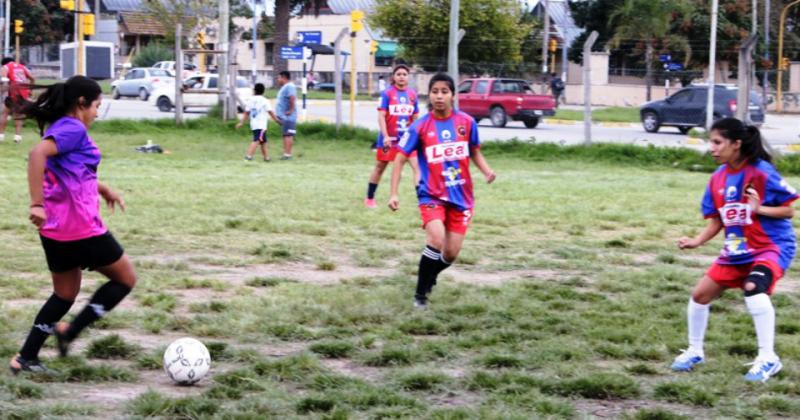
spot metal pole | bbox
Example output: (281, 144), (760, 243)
(251, 0), (257, 84)
(763, 0), (770, 105)
(350, 32), (356, 126)
(541, 0), (549, 75)
(736, 35), (758, 122)
(175, 23), (183, 125)
(583, 31), (598, 145)
(302, 48), (308, 121)
(219, 0), (229, 120)
(77, 0), (85, 75)
(752, 0), (757, 36)
(95, 0), (100, 40)
(448, 0), (459, 107)
(776, 0), (800, 113)
(333, 27), (348, 132)
(705, 0), (718, 131)
(4, 0), (9, 57)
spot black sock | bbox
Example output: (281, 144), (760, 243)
(19, 294), (74, 360)
(416, 246), (452, 301)
(66, 281), (131, 341)
(367, 183), (378, 199)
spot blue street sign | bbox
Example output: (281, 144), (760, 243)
(297, 31), (322, 45)
(280, 46), (304, 60)
(666, 62), (684, 71)
(659, 54), (671, 62)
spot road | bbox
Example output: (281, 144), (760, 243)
(101, 96), (799, 150)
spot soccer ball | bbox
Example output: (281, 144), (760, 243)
(163, 337), (211, 385)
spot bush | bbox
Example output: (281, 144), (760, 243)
(132, 43), (174, 68)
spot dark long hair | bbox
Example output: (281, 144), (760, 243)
(710, 117), (771, 163)
(427, 73), (456, 112)
(20, 76), (102, 135)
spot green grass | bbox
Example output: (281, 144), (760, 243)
(37, 78), (113, 94)
(554, 106), (640, 122)
(1, 116), (799, 417)
(264, 88), (373, 101)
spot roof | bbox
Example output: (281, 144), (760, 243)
(327, 0), (376, 14)
(119, 11), (166, 36)
(530, 0), (583, 46)
(102, 0), (144, 12)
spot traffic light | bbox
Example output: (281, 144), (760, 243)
(196, 32), (206, 48)
(779, 57), (791, 71)
(13, 19), (23, 34)
(351, 9), (364, 32)
(549, 38), (557, 52)
(82, 14), (95, 36)
(369, 40), (378, 54)
(59, 0), (74, 10)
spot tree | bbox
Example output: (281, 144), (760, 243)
(140, 0), (216, 44)
(370, 0), (534, 74)
(272, 0), (323, 86)
(607, 0), (693, 101)
(12, 0), (72, 46)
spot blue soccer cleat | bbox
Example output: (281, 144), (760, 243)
(744, 357), (782, 383)
(671, 349), (704, 371)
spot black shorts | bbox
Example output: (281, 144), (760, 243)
(40, 231), (124, 273)
(252, 129), (268, 144)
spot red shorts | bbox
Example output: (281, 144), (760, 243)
(419, 202), (473, 234)
(706, 259), (783, 294)
(376, 147), (417, 162)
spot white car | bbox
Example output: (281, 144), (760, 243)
(150, 73), (253, 112)
(110, 67), (174, 101)
(152, 61), (199, 79)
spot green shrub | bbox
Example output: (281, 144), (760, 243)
(132, 43), (174, 68)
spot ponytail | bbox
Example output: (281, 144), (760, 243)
(710, 117), (771, 163)
(20, 75), (102, 136)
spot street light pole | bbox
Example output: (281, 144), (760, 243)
(448, 0), (459, 107)
(541, 0), (549, 76)
(705, 0), (718, 131)
(776, 0), (800, 113)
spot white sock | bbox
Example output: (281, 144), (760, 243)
(744, 293), (778, 361)
(687, 299), (710, 355)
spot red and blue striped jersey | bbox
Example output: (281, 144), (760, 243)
(701, 159), (799, 269)
(398, 111), (480, 210)
(377, 86), (418, 145)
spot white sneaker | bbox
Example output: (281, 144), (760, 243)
(744, 356), (782, 383)
(670, 348), (704, 371)
(13, 134), (21, 144)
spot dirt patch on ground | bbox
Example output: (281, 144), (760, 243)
(573, 398), (711, 418)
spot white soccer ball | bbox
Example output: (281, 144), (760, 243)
(163, 337), (211, 385)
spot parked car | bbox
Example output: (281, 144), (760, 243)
(153, 61), (199, 79)
(149, 73), (253, 112)
(457, 78), (556, 128)
(111, 68), (174, 101)
(639, 84), (765, 134)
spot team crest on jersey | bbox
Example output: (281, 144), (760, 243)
(457, 125), (466, 137)
(427, 142), (469, 164)
(725, 186), (737, 201)
(441, 130), (452, 141)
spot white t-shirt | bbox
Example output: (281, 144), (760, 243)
(246, 95), (272, 130)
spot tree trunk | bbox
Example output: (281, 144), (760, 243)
(645, 41), (653, 102)
(273, 0), (290, 87)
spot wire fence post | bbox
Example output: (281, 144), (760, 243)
(583, 31), (598, 145)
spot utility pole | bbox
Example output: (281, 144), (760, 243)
(77, 0), (85, 75)
(541, 0), (549, 76)
(219, 0), (230, 120)
(251, 0), (259, 84)
(4, 0), (9, 57)
(705, 0), (718, 131)
(583, 31), (598, 145)
(763, 0), (770, 103)
(175, 23), (184, 125)
(333, 27), (348, 132)
(448, 0), (459, 101)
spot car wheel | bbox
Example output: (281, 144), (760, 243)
(678, 126), (691, 134)
(139, 88), (149, 101)
(490, 107), (507, 128)
(111, 87), (120, 100)
(642, 111), (660, 133)
(524, 118), (540, 129)
(157, 96), (172, 112)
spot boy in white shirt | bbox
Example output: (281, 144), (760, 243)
(236, 83), (280, 161)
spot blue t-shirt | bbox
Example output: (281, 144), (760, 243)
(276, 82), (297, 122)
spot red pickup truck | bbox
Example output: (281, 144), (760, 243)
(457, 78), (556, 128)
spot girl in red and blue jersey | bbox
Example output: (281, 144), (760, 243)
(364, 64), (420, 208)
(9, 76), (137, 374)
(672, 118), (798, 383)
(388, 73), (496, 308)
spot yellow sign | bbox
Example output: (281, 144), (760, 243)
(780, 57), (790, 71)
(59, 0), (75, 10)
(351, 9), (364, 32)
(13, 19), (23, 34)
(370, 40), (378, 54)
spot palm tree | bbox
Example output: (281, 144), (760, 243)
(273, 0), (323, 87)
(608, 0), (693, 101)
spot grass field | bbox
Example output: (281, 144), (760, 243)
(1, 119), (800, 418)
(554, 106), (640, 123)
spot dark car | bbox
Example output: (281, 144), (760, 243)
(640, 85), (765, 134)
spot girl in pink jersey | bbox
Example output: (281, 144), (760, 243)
(672, 118), (798, 383)
(388, 73), (496, 309)
(10, 76), (137, 374)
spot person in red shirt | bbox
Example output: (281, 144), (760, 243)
(364, 64), (420, 208)
(0, 57), (34, 143)
(389, 73), (496, 309)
